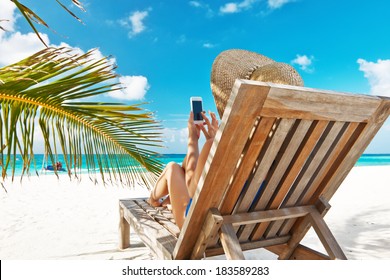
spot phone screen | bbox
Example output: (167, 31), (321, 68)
(192, 100), (203, 121)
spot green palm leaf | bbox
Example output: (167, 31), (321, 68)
(0, 47), (163, 188)
(4, 0), (85, 47)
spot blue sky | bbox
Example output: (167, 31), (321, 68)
(1, 0), (389, 154)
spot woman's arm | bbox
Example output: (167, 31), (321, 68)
(188, 111), (219, 198)
(183, 112), (201, 190)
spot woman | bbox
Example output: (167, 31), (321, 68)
(148, 49), (303, 229)
(147, 111), (219, 229)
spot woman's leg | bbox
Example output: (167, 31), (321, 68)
(148, 162), (173, 206)
(164, 162), (190, 229)
(148, 162), (190, 229)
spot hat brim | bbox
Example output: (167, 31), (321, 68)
(211, 49), (303, 118)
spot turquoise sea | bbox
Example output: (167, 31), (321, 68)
(2, 154), (390, 176)
(159, 154), (390, 167)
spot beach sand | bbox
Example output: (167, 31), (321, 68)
(0, 166), (389, 260)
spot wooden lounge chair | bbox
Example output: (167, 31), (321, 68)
(119, 80), (390, 260)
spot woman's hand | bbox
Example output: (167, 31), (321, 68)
(200, 111), (219, 140)
(188, 111), (201, 141)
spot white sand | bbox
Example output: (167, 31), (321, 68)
(0, 166), (389, 260)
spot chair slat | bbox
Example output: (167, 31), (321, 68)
(136, 200), (181, 237)
(262, 83), (381, 122)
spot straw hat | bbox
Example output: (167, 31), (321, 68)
(211, 49), (304, 118)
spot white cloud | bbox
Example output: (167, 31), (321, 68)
(268, 0), (293, 9)
(220, 3), (239, 14)
(119, 10), (150, 38)
(108, 76), (150, 101)
(291, 54), (314, 72)
(189, 1), (214, 17)
(0, 32), (49, 66)
(358, 58), (390, 97)
(203, 42), (215, 48)
(239, 0), (258, 9)
(124, 10), (149, 38)
(0, 0), (17, 34)
(179, 128), (188, 143)
(50, 42), (117, 71)
(158, 126), (206, 154)
(130, 11), (148, 34)
(156, 127), (188, 154)
(0, 1), (48, 66)
(189, 1), (202, 8)
(161, 128), (178, 144)
(220, 0), (258, 14)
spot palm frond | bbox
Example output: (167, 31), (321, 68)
(0, 47), (163, 188)
(9, 0), (85, 47)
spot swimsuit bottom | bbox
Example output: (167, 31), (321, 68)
(185, 198), (193, 217)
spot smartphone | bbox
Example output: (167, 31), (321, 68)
(190, 97), (203, 124)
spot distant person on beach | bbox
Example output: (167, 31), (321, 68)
(56, 162), (62, 170)
(148, 111), (218, 229)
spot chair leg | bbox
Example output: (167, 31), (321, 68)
(119, 204), (130, 249)
(278, 207), (346, 260)
(278, 198), (333, 260)
(219, 223), (245, 260)
(191, 208), (224, 259)
(307, 209), (346, 259)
